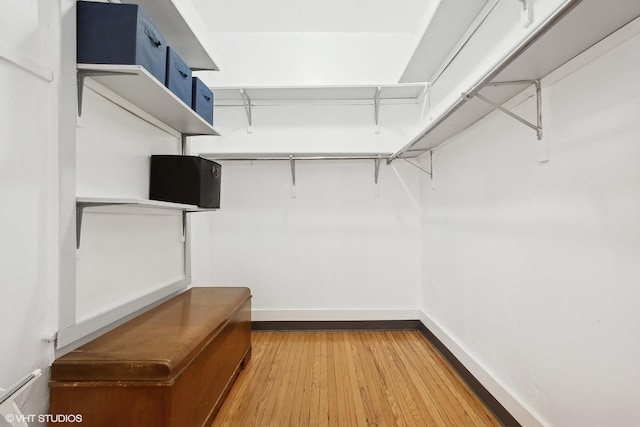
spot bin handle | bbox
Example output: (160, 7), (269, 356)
(175, 63), (189, 79)
(144, 26), (163, 49)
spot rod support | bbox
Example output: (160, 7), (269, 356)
(374, 87), (381, 133)
(289, 155), (296, 187)
(374, 155), (381, 184)
(466, 80), (542, 140)
(402, 153), (433, 179)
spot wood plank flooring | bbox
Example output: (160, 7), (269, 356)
(211, 330), (500, 427)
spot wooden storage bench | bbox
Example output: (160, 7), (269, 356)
(50, 287), (251, 426)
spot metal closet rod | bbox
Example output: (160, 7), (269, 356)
(389, 0), (583, 161)
(203, 154), (395, 161)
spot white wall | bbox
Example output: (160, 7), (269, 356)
(75, 88), (186, 323)
(190, 102), (423, 155)
(191, 160), (422, 321)
(419, 21), (640, 427)
(0, 0), (59, 425)
(189, 98), (423, 321)
(197, 33), (415, 87)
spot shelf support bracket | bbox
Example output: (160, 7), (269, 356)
(374, 87), (381, 133)
(466, 79), (542, 140)
(182, 211), (187, 243)
(240, 89), (253, 133)
(77, 70), (138, 117)
(181, 134), (198, 155)
(374, 155), (381, 184)
(402, 151), (433, 180)
(0, 369), (42, 427)
(517, 0), (534, 27)
(289, 155), (297, 198)
(76, 202), (121, 249)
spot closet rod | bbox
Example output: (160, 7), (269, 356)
(203, 154), (393, 162)
(389, 0), (582, 161)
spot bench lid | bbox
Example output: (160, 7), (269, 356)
(51, 287), (251, 382)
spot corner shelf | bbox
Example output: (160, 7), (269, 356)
(76, 197), (216, 248)
(393, 0), (640, 158)
(77, 64), (220, 136)
(125, 0), (218, 71)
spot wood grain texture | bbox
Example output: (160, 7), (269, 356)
(50, 287), (252, 427)
(211, 331), (500, 427)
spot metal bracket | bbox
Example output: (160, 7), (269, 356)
(182, 211), (187, 243)
(419, 83), (431, 120)
(374, 87), (381, 133)
(0, 369), (42, 427)
(77, 70), (138, 116)
(240, 89), (253, 133)
(76, 202), (121, 249)
(466, 80), (542, 140)
(402, 150), (433, 180)
(374, 155), (381, 184)
(289, 155), (297, 198)
(181, 134), (198, 155)
(517, 0), (534, 27)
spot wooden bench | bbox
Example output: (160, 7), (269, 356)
(50, 287), (251, 426)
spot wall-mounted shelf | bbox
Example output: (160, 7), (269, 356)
(393, 0), (640, 159)
(209, 84), (428, 133)
(76, 197), (216, 248)
(210, 84), (428, 106)
(126, 0), (218, 71)
(400, 0), (492, 83)
(77, 64), (220, 136)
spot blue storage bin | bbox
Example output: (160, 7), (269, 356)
(191, 78), (214, 125)
(77, 1), (167, 84)
(165, 47), (192, 107)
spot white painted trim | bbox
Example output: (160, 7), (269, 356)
(419, 311), (546, 427)
(56, 277), (189, 348)
(252, 309), (420, 322)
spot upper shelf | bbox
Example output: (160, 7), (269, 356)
(210, 84), (428, 106)
(125, 0), (218, 71)
(78, 64), (220, 136)
(400, 0), (491, 83)
(394, 0), (640, 158)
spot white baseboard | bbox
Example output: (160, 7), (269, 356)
(252, 309), (420, 322)
(420, 311), (546, 427)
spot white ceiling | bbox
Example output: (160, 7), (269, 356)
(190, 0), (434, 33)
(189, 0), (440, 86)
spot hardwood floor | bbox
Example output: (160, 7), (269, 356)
(211, 330), (500, 426)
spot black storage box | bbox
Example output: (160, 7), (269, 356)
(166, 47), (192, 106)
(77, 1), (167, 84)
(191, 77), (214, 125)
(149, 156), (221, 209)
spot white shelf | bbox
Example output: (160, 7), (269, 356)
(126, 0), (218, 71)
(76, 197), (216, 248)
(77, 197), (213, 212)
(78, 64), (220, 136)
(395, 0), (640, 158)
(400, 0), (491, 83)
(211, 84), (428, 106)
